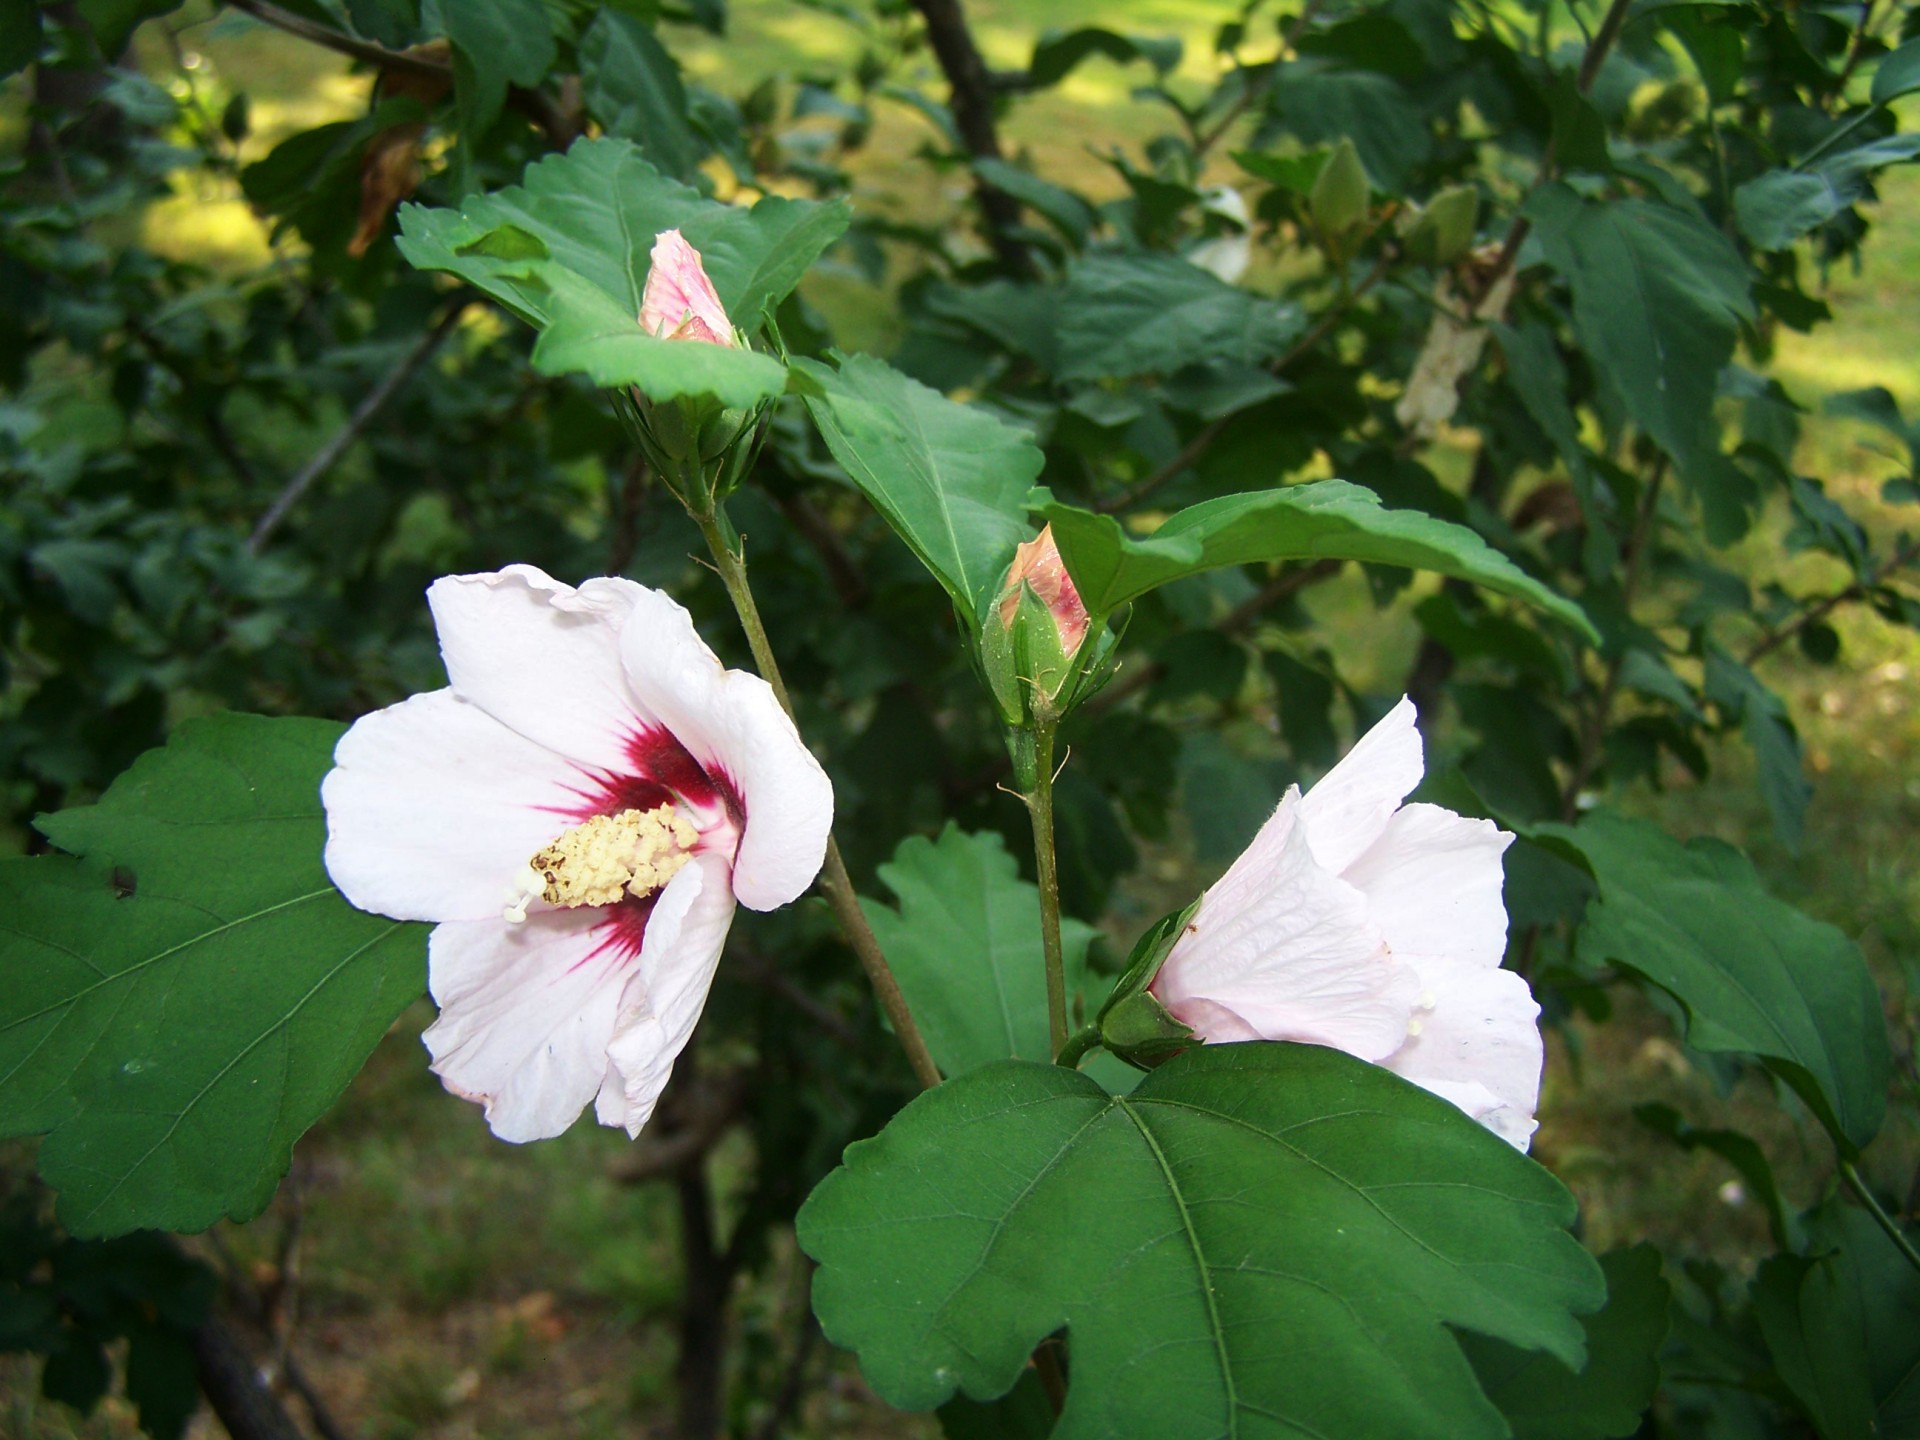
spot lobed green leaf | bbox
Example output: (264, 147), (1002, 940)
(0, 715), (426, 1236)
(800, 1044), (1604, 1440)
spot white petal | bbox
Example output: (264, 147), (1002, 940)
(422, 910), (632, 1143)
(429, 566), (652, 772)
(1341, 803), (1515, 969)
(323, 690), (587, 923)
(1153, 791), (1420, 1062)
(598, 855), (737, 1136)
(619, 589), (833, 911)
(1296, 695), (1425, 874)
(1381, 956), (1542, 1150)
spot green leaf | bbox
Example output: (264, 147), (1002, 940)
(344, 0), (419, 48)
(1756, 1253), (1874, 1440)
(861, 827), (1096, 1079)
(973, 159), (1097, 248)
(1034, 479), (1595, 638)
(444, 0), (554, 137)
(799, 1045), (1604, 1439)
(1870, 36), (1920, 105)
(1028, 27), (1181, 87)
(1055, 253), (1304, 381)
(0, 715), (426, 1236)
(1262, 62), (1431, 189)
(1537, 810), (1889, 1155)
(1703, 646), (1810, 852)
(0, 0), (41, 79)
(1736, 170), (1850, 250)
(793, 353), (1040, 623)
(1525, 185), (1752, 516)
(75, 0), (181, 61)
(1826, 385), (1920, 470)
(398, 136), (850, 335)
(1232, 147), (1327, 193)
(578, 10), (703, 181)
(1735, 136), (1920, 251)
(529, 265), (787, 403)
(1459, 1245), (1670, 1440)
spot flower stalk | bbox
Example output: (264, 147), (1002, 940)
(1017, 706), (1071, 1060)
(689, 505), (943, 1091)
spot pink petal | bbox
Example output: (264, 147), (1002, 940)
(323, 689), (598, 923)
(618, 588), (833, 911)
(1296, 695), (1425, 874)
(1154, 790), (1420, 1061)
(1380, 955), (1542, 1150)
(422, 909), (632, 1143)
(595, 854), (737, 1136)
(639, 229), (736, 348)
(428, 566), (653, 774)
(1340, 803), (1514, 969)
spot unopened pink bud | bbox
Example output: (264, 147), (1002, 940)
(999, 525), (1090, 653)
(639, 229), (736, 347)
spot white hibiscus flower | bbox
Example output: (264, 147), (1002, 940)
(1150, 697), (1542, 1148)
(322, 565), (833, 1142)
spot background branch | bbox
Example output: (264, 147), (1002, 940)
(906, 0), (1030, 273)
(249, 298), (471, 554)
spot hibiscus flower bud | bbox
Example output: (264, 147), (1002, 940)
(998, 526), (1089, 654)
(980, 525), (1103, 727)
(639, 230), (737, 348)
(624, 230), (766, 511)
(1121, 697), (1544, 1149)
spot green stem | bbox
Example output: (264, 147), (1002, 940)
(1055, 1024), (1101, 1070)
(691, 507), (943, 1091)
(1023, 714), (1070, 1059)
(1840, 1159), (1920, 1275)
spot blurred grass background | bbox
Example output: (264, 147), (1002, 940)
(4, 0), (1917, 1435)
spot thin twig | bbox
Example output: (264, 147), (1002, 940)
(1831, 0), (1882, 105)
(226, 0), (447, 79)
(751, 1267), (821, 1440)
(1841, 1159), (1920, 1275)
(224, 0), (578, 146)
(1745, 536), (1920, 664)
(692, 512), (944, 1090)
(1560, 457), (1666, 820)
(248, 298), (471, 553)
(1191, 0), (1324, 162)
(1474, 0), (1637, 305)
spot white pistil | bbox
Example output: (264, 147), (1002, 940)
(502, 805), (700, 923)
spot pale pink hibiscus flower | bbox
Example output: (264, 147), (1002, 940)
(639, 229), (736, 347)
(322, 566), (832, 1142)
(1150, 697), (1542, 1148)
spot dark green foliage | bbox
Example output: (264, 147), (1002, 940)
(1, 0), (1916, 1435)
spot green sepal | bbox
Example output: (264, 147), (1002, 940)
(1095, 894), (1202, 1068)
(1099, 989), (1193, 1067)
(615, 387), (769, 513)
(979, 577), (1117, 728)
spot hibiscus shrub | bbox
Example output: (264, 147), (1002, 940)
(1, 1), (1917, 1438)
